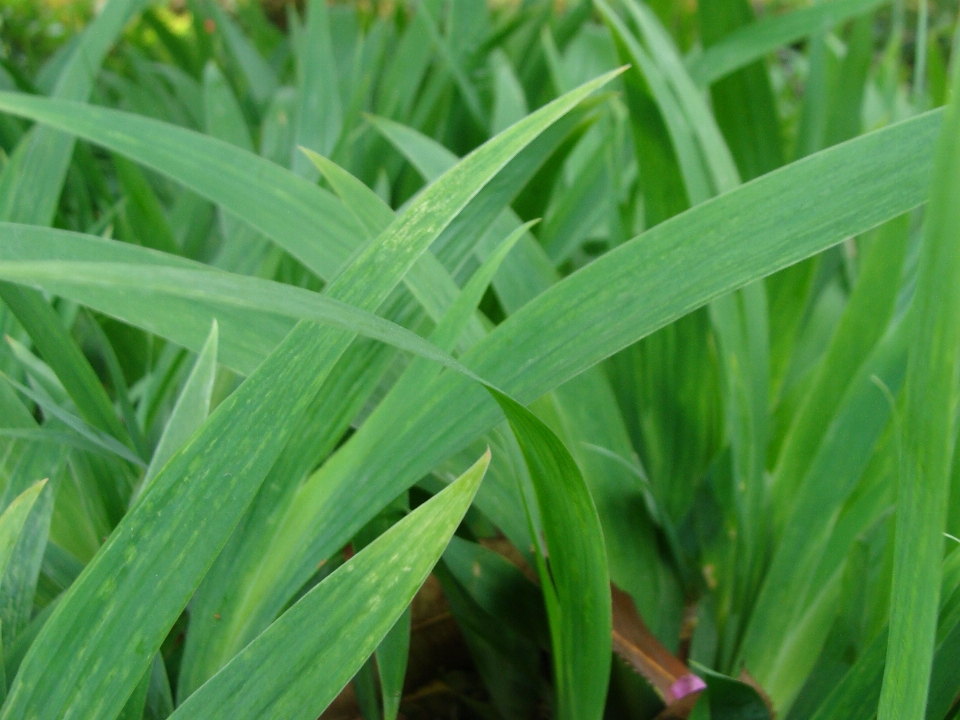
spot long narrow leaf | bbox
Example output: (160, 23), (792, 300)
(209, 110), (942, 668)
(688, 0), (890, 86)
(489, 389), (611, 720)
(878, 26), (960, 720)
(170, 451), (489, 720)
(137, 321), (218, 499)
(0, 71), (620, 720)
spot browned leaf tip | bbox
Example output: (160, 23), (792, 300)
(611, 583), (695, 704)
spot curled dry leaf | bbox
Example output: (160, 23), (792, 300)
(611, 584), (705, 705)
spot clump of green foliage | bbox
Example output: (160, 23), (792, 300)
(0, 1), (956, 719)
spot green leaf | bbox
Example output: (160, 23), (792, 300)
(606, 1), (771, 648)
(598, 0), (712, 205)
(0, 478), (51, 660)
(740, 322), (909, 710)
(374, 607), (409, 720)
(371, 10), (430, 119)
(687, 0), (890, 86)
(303, 148), (487, 336)
(206, 1), (278, 108)
(137, 321), (218, 500)
(824, 14), (874, 147)
(0, 481), (47, 585)
(113, 155), (180, 256)
(367, 110), (675, 638)
(490, 49), (529, 136)
(177, 89), (583, 683)
(201, 60), (270, 276)
(0, 223), (283, 377)
(168, 451), (489, 720)
(180, 218), (534, 690)
(698, 0), (783, 181)
(117, 669), (150, 720)
(620, 0), (741, 193)
(878, 25), (960, 720)
(216, 109), (943, 679)
(0, 91), (365, 281)
(488, 389), (611, 720)
(366, 113), (578, 312)
(808, 547), (960, 720)
(202, 62), (253, 151)
(316, 112), (674, 639)
(143, 654), (174, 720)
(435, 557), (543, 720)
(1, 373), (144, 468)
(291, 0), (342, 177)
(0, 259), (484, 384)
(304, 150), (394, 238)
(416, 0), (487, 131)
(0, 71), (619, 720)
(258, 87), (297, 166)
(82, 314), (149, 461)
(771, 214), (908, 527)
(0, 285), (134, 451)
(692, 663), (772, 720)
(442, 536), (548, 649)
(539, 141), (609, 264)
(0, 446), (65, 649)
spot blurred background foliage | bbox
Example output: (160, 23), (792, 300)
(2, 0), (955, 79)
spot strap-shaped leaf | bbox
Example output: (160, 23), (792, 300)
(169, 451), (489, 720)
(0, 260), (482, 384)
(0, 91), (364, 280)
(230, 109), (942, 670)
(177, 221), (532, 691)
(489, 389), (611, 720)
(741, 216), (910, 700)
(688, 0), (890, 86)
(0, 70), (620, 720)
(878, 26), (960, 720)
(136, 322), (219, 501)
(290, 0), (341, 176)
(0, 223), (282, 376)
(809, 547), (960, 720)
(0, 482), (47, 583)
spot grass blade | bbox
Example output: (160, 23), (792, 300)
(0, 260), (485, 384)
(0, 223), (285, 376)
(0, 70), (618, 720)
(169, 452), (488, 720)
(113, 155), (180, 256)
(0, 482), (47, 582)
(489, 389), (611, 720)
(0, 373), (144, 468)
(206, 1), (277, 109)
(214, 110), (943, 674)
(291, 0), (341, 177)
(0, 92), (365, 280)
(202, 61), (270, 275)
(771, 214), (908, 527)
(688, 0), (890, 86)
(137, 321), (218, 500)
(810, 548), (960, 720)
(0, 285), (134, 450)
(698, 0), (783, 180)
(877, 24), (960, 720)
